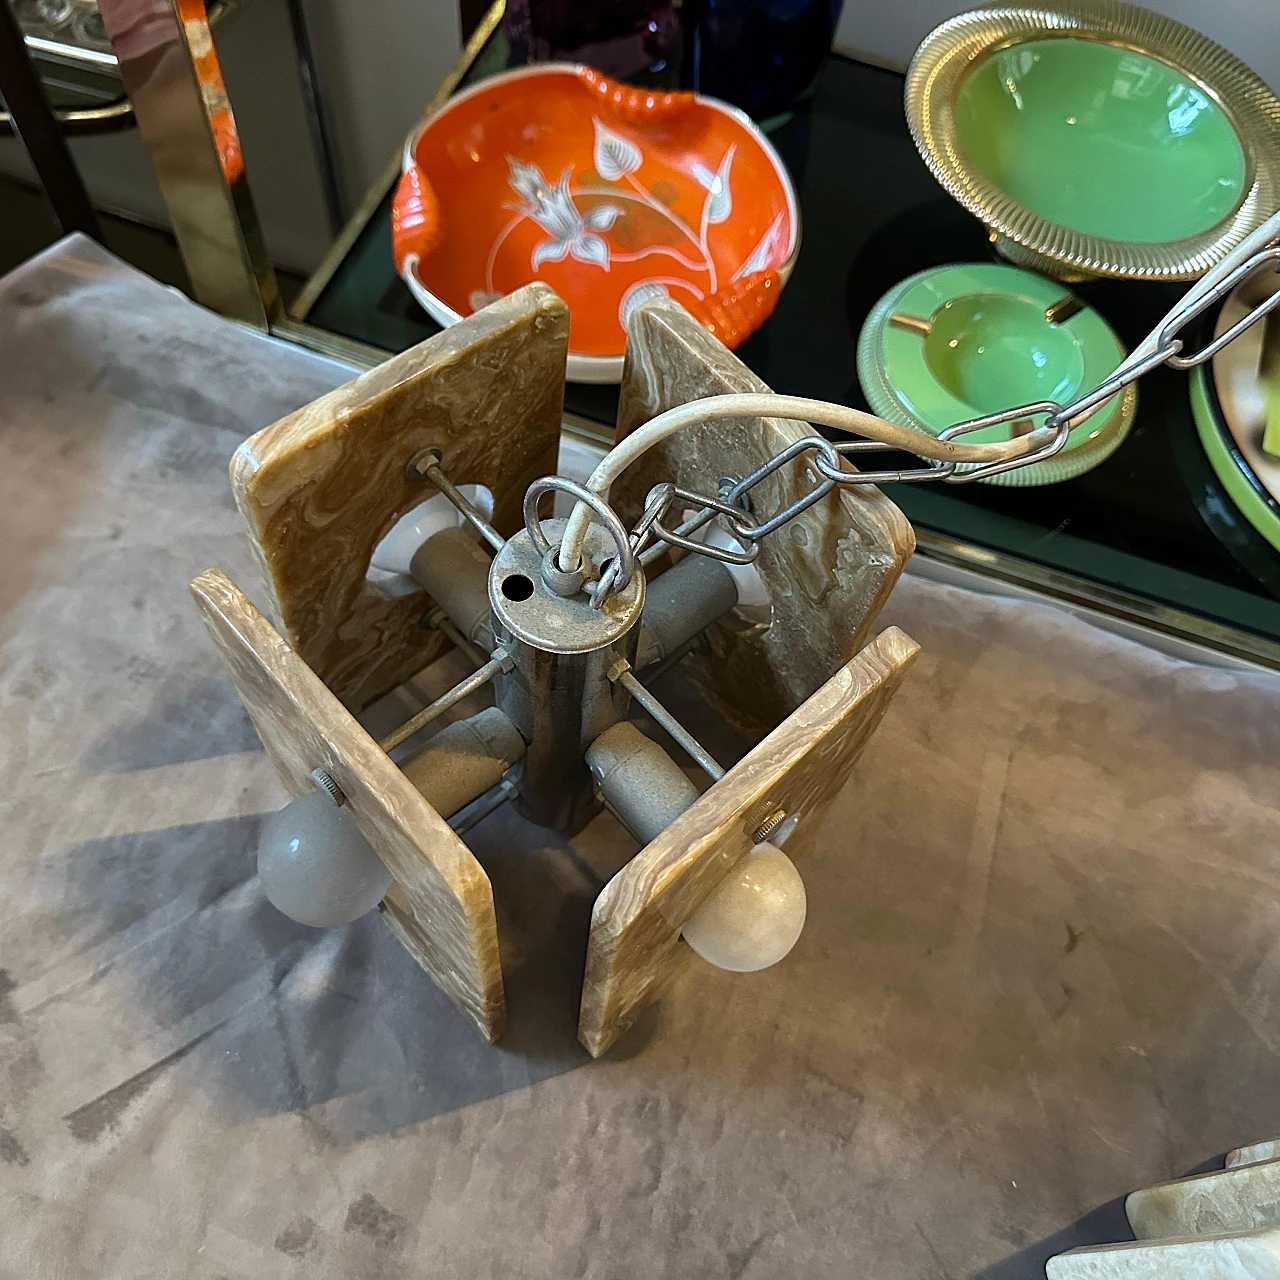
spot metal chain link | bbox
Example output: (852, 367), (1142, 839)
(587, 246), (1280, 591)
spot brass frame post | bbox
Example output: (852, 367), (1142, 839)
(98, 0), (278, 328)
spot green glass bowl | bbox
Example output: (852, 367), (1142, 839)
(857, 262), (1136, 486)
(955, 39), (1246, 245)
(906, 3), (1280, 280)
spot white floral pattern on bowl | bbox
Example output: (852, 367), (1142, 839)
(490, 120), (781, 330)
(392, 64), (800, 383)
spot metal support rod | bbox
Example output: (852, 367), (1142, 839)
(425, 606), (490, 669)
(610, 662), (725, 781)
(639, 633), (708, 687)
(411, 451), (505, 552)
(379, 649), (508, 753)
(0, 0), (102, 240)
(449, 775), (519, 836)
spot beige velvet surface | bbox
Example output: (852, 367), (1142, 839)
(3, 237), (1280, 1279)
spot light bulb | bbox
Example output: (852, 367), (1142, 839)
(369, 486), (494, 575)
(258, 790), (392, 927)
(556, 436), (607, 494)
(695, 521), (772, 627)
(681, 843), (806, 972)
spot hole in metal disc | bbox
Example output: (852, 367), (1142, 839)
(501, 573), (535, 601)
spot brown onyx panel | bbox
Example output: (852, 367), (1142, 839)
(231, 284), (569, 710)
(579, 626), (920, 1057)
(190, 569), (505, 1042)
(614, 296), (915, 741)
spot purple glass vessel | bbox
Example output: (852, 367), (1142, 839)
(504, 0), (682, 83)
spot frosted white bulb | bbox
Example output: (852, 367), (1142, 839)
(369, 486), (494, 575)
(697, 522), (772, 626)
(681, 843), (806, 972)
(556, 436), (607, 492)
(258, 790), (393, 927)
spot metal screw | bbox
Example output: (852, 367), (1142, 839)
(751, 807), (787, 844)
(310, 767), (346, 806)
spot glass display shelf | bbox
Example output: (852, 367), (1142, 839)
(294, 28), (1280, 668)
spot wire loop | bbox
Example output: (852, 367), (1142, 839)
(523, 476), (636, 593)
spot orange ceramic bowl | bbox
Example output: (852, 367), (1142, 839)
(392, 63), (800, 383)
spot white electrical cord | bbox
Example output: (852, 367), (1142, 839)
(555, 393), (1057, 573)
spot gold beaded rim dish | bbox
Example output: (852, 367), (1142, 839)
(904, 1), (1280, 281)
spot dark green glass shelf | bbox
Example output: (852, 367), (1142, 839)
(302, 40), (1280, 658)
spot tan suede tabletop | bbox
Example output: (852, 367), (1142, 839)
(3, 236), (1280, 1279)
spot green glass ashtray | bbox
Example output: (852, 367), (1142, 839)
(857, 262), (1136, 486)
(906, 2), (1280, 281)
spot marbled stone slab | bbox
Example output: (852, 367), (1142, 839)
(579, 626), (919, 1056)
(1232, 1141), (1280, 1169)
(231, 284), (568, 711)
(613, 296), (915, 741)
(189, 569), (505, 1041)
(1127, 1159), (1280, 1238)
(1047, 1229), (1280, 1278)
